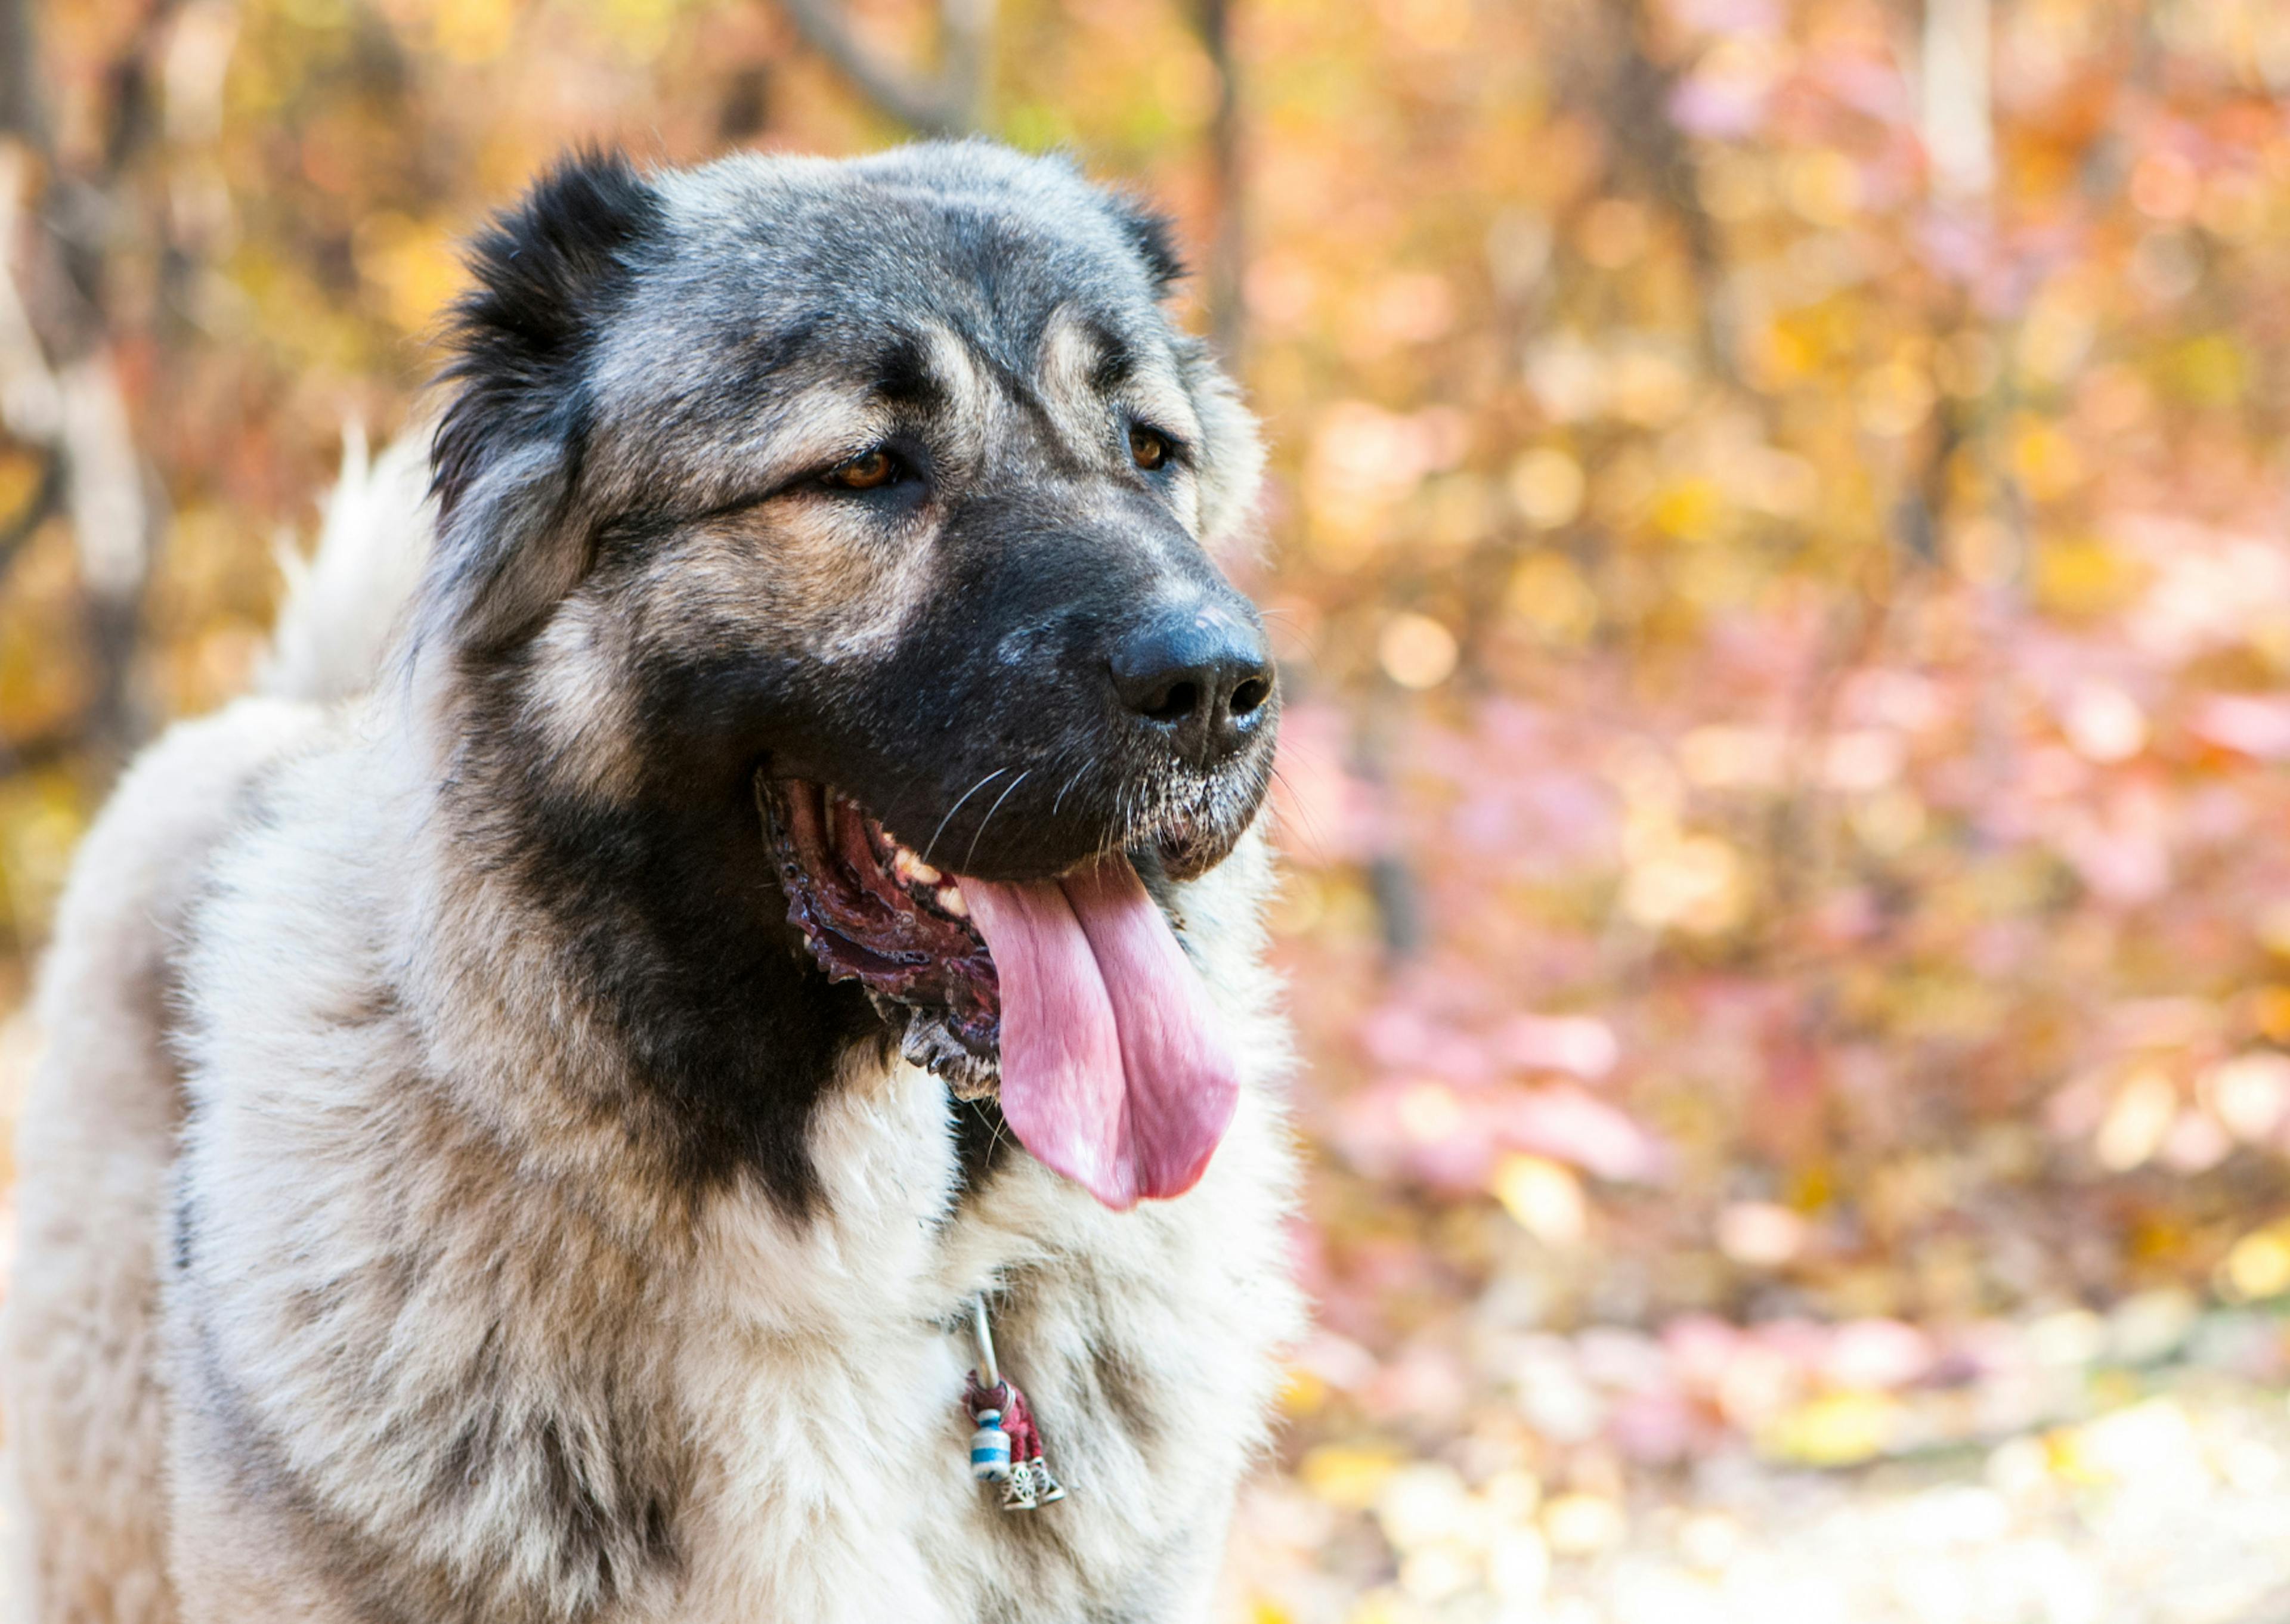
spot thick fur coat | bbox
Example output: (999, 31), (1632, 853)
(3, 144), (1301, 1623)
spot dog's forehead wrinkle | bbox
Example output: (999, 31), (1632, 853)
(576, 176), (1200, 514)
(595, 329), (1038, 516)
(603, 376), (906, 516)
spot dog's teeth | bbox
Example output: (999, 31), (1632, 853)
(892, 848), (942, 888)
(936, 884), (968, 918)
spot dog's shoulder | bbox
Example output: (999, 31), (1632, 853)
(158, 708), (691, 1622)
(172, 702), (411, 1060)
(23, 689), (334, 1161)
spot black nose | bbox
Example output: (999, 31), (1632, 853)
(1109, 601), (1276, 761)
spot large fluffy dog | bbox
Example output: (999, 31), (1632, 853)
(3, 142), (1300, 1622)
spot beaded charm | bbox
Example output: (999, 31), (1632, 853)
(963, 1300), (1066, 1512)
(968, 1407), (1012, 1482)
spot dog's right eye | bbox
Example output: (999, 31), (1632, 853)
(1129, 426), (1172, 471)
(822, 448), (900, 491)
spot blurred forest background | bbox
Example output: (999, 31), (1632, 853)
(10, 0), (2290, 1618)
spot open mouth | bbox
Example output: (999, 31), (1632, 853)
(760, 779), (1002, 1089)
(758, 776), (1241, 1210)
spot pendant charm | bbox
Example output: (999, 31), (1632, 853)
(963, 1300), (1066, 1512)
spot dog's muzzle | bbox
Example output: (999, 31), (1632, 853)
(1106, 595), (1276, 770)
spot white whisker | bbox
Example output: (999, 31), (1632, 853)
(961, 768), (1034, 874)
(1051, 763), (1088, 819)
(923, 767), (1007, 869)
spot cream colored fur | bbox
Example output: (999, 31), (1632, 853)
(5, 699), (324, 1624)
(2, 433), (1301, 1621)
(255, 425), (434, 707)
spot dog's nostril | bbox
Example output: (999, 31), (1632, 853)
(1229, 675), (1271, 718)
(1141, 680), (1202, 724)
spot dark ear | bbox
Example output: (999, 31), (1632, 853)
(427, 149), (664, 652)
(1103, 192), (1186, 294)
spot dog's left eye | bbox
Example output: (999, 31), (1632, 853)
(1129, 427), (1172, 472)
(822, 448), (900, 491)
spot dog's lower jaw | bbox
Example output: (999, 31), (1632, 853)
(898, 1004), (1001, 1101)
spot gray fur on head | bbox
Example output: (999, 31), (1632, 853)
(426, 141), (1262, 657)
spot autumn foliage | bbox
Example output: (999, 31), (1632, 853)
(8, 0), (2290, 1617)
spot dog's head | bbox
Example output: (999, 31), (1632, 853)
(423, 145), (1276, 1208)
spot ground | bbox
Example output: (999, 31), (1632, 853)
(1219, 1319), (2290, 1624)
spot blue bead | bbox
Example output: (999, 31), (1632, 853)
(969, 1417), (1011, 1481)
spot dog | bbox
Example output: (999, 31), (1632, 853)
(2, 141), (1301, 1623)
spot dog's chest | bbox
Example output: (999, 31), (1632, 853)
(658, 1065), (1290, 1623)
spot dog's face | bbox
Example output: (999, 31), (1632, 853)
(423, 145), (1276, 1185)
(433, 146), (1272, 863)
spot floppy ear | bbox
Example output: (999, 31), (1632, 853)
(1089, 188), (1255, 547)
(1101, 192), (1187, 296)
(426, 149), (664, 654)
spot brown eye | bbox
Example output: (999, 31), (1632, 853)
(1129, 426), (1170, 471)
(825, 448), (896, 490)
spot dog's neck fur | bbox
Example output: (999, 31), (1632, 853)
(399, 654), (906, 1225)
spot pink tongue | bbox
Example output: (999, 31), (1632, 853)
(955, 856), (1240, 1210)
